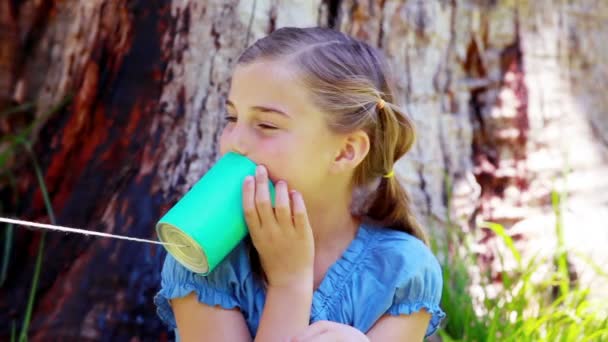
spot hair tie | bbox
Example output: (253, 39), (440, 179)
(383, 169), (395, 179)
(377, 99), (385, 110)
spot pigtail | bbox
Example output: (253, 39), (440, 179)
(364, 101), (429, 245)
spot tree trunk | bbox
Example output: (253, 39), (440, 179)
(1, 0), (606, 340)
(0, 0), (324, 340)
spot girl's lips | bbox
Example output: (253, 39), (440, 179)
(251, 162), (281, 185)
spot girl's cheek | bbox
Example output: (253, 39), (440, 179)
(218, 130), (230, 155)
(257, 134), (288, 156)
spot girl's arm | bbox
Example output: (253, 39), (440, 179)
(169, 167), (316, 341)
(289, 312), (430, 342)
(171, 283), (313, 342)
(172, 292), (252, 342)
(255, 281), (313, 341)
(366, 311), (431, 341)
(243, 167), (316, 341)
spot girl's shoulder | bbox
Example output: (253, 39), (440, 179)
(363, 224), (440, 266)
(154, 239), (257, 332)
(359, 223), (442, 286)
(351, 224), (445, 336)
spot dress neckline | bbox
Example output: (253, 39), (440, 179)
(310, 223), (374, 320)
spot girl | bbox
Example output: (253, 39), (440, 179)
(154, 27), (445, 341)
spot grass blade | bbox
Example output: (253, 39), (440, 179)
(551, 189), (570, 296)
(1, 222), (13, 286)
(10, 320), (16, 342)
(0, 102), (35, 118)
(17, 141), (56, 342)
(480, 221), (521, 266)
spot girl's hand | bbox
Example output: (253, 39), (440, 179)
(243, 165), (315, 289)
(290, 321), (370, 342)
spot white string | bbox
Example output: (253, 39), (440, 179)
(0, 217), (186, 247)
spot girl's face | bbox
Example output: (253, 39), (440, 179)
(219, 60), (344, 201)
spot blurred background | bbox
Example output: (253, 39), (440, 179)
(1, 0), (607, 341)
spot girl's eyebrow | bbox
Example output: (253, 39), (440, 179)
(226, 99), (290, 118)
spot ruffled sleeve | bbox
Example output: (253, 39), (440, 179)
(385, 235), (446, 337)
(153, 243), (249, 330)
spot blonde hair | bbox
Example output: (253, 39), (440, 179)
(237, 27), (428, 281)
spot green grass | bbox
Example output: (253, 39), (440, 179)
(16, 140), (55, 342)
(0, 204), (14, 286)
(434, 182), (608, 342)
(0, 97), (71, 342)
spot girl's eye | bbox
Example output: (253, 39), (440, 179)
(258, 123), (278, 130)
(223, 114), (277, 130)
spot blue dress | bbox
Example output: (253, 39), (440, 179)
(154, 223), (446, 339)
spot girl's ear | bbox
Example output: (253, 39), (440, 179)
(331, 129), (370, 174)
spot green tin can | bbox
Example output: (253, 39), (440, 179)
(156, 152), (275, 275)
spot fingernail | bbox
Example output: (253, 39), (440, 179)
(256, 165), (265, 176)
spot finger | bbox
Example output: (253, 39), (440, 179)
(291, 190), (310, 231)
(255, 165), (276, 226)
(289, 190), (296, 224)
(274, 181), (292, 228)
(242, 176), (260, 232)
(291, 321), (329, 342)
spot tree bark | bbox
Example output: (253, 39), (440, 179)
(1, 0), (607, 340)
(0, 0), (324, 340)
